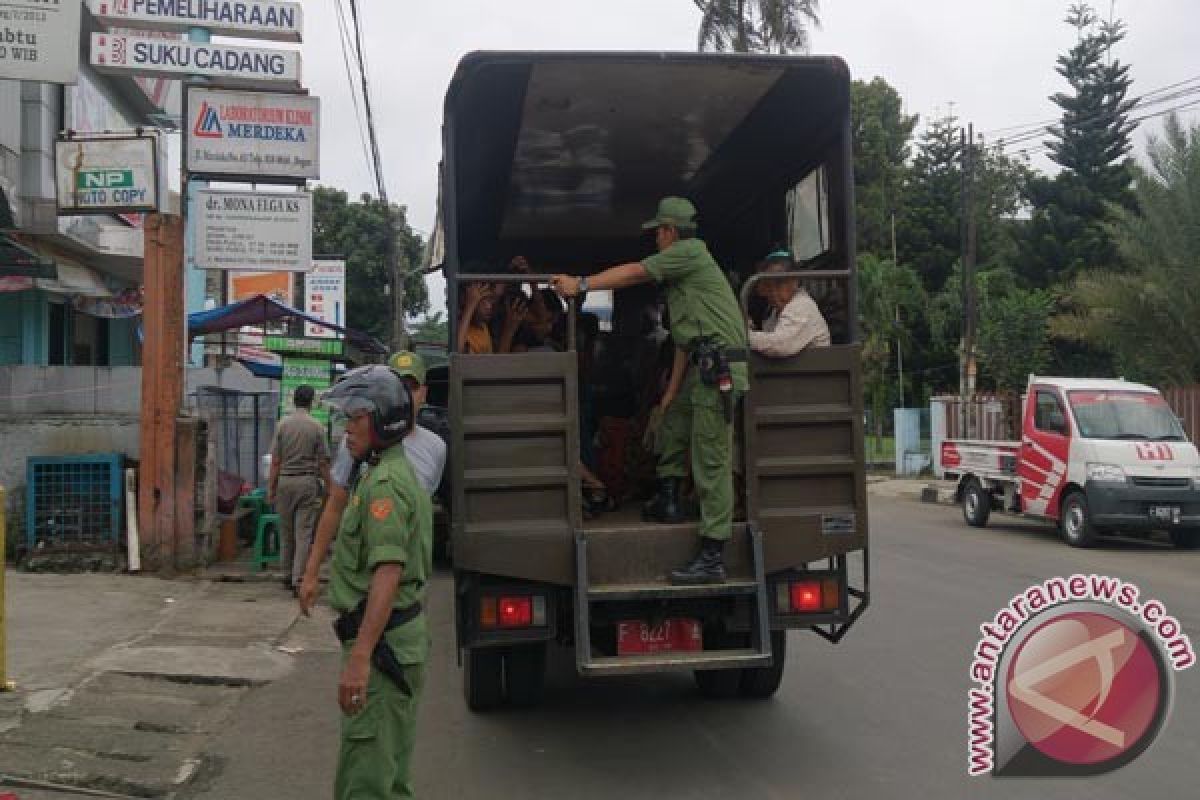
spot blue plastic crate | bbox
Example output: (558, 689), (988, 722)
(25, 454), (124, 550)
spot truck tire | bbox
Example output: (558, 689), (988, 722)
(1169, 529), (1200, 550)
(504, 643), (547, 708)
(962, 479), (991, 528)
(1060, 491), (1098, 548)
(695, 667), (742, 699)
(463, 647), (504, 712)
(740, 631), (787, 699)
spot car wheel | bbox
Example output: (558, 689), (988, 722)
(962, 479), (991, 528)
(463, 647), (504, 712)
(1060, 491), (1098, 548)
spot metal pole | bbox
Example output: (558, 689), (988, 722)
(1, 485), (13, 691)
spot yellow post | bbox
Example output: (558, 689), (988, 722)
(1, 485), (12, 691)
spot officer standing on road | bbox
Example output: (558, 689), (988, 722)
(267, 384), (332, 593)
(551, 197), (748, 585)
(320, 366), (433, 799)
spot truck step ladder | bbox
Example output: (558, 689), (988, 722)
(574, 524), (774, 676)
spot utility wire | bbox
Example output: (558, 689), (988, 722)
(348, 0), (388, 204)
(333, 0), (375, 190)
(999, 97), (1200, 160)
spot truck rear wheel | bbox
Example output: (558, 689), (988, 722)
(962, 479), (991, 527)
(740, 631), (787, 699)
(463, 647), (504, 712)
(504, 643), (547, 708)
(1169, 529), (1200, 550)
(1061, 491), (1098, 548)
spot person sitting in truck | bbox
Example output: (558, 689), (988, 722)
(747, 249), (831, 358)
(457, 281), (497, 354)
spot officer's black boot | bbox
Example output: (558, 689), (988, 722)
(669, 537), (727, 585)
(641, 477), (685, 523)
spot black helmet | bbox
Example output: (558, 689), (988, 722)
(322, 365), (413, 450)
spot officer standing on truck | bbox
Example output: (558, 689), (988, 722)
(551, 196), (748, 584)
(320, 366), (433, 799)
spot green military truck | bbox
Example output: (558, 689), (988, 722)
(437, 52), (869, 708)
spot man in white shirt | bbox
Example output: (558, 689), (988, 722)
(298, 350), (447, 613)
(748, 250), (831, 358)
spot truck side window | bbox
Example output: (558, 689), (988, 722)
(785, 166), (830, 261)
(1035, 391), (1069, 435)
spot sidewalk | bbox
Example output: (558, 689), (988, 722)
(0, 569), (327, 798)
(867, 475), (957, 504)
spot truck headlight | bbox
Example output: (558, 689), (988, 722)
(1087, 463), (1127, 483)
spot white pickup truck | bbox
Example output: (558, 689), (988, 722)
(941, 377), (1200, 549)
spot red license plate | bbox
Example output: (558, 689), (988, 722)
(616, 618), (703, 655)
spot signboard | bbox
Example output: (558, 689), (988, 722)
(89, 0), (303, 43)
(279, 357), (332, 425)
(305, 260), (345, 338)
(90, 32), (301, 87)
(264, 335), (343, 356)
(55, 135), (163, 215)
(227, 270), (291, 366)
(195, 189), (312, 271)
(186, 87), (319, 180)
(0, 0), (81, 84)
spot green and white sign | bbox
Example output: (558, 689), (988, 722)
(264, 335), (344, 356)
(54, 134), (163, 215)
(279, 356), (332, 425)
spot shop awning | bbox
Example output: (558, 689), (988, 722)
(188, 294), (387, 354)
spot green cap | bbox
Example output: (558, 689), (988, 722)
(387, 350), (427, 385)
(641, 196), (697, 230)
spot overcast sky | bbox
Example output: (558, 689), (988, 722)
(298, 0), (1199, 312)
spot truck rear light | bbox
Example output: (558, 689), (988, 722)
(480, 596), (497, 629)
(790, 580), (822, 612)
(776, 577), (842, 614)
(498, 596), (532, 628)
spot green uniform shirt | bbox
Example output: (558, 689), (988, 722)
(328, 444), (433, 664)
(642, 238), (749, 395)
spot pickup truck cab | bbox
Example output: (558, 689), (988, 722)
(942, 376), (1200, 548)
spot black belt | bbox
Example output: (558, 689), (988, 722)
(279, 472), (317, 478)
(690, 347), (748, 363)
(333, 600), (423, 696)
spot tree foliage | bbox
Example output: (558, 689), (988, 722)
(1052, 115), (1200, 385)
(311, 187), (428, 346)
(858, 255), (926, 429)
(1021, 3), (1137, 286)
(851, 77), (919, 259)
(898, 115), (963, 294)
(694, 0), (820, 54)
(409, 311), (449, 346)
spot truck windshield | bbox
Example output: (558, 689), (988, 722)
(1068, 391), (1185, 441)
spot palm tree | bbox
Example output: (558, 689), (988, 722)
(694, 0), (821, 54)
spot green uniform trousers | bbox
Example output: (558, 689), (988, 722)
(656, 374), (737, 541)
(335, 654), (426, 799)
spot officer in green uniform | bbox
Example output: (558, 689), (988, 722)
(320, 365), (433, 799)
(551, 197), (748, 584)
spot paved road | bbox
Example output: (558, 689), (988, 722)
(184, 496), (1199, 800)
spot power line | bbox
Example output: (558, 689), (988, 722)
(1000, 97), (1200, 160)
(347, 0), (387, 204)
(333, 0), (375, 189)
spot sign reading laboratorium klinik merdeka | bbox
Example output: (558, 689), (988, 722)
(195, 189), (312, 272)
(187, 87), (319, 180)
(90, 32), (300, 86)
(54, 134), (164, 215)
(0, 0), (82, 83)
(88, 0), (303, 42)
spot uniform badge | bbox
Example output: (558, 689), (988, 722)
(370, 498), (394, 520)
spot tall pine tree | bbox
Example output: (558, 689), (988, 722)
(898, 114), (962, 294)
(851, 77), (919, 259)
(1022, 3), (1137, 287)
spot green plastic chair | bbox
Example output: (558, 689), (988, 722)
(253, 512), (281, 570)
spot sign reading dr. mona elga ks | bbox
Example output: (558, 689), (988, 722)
(195, 189), (313, 272)
(54, 134), (164, 215)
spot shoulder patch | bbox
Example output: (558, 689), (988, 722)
(370, 498), (394, 521)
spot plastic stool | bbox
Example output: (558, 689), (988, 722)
(254, 512), (282, 571)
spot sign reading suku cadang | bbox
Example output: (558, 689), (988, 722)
(89, 32), (301, 86)
(88, 0), (303, 42)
